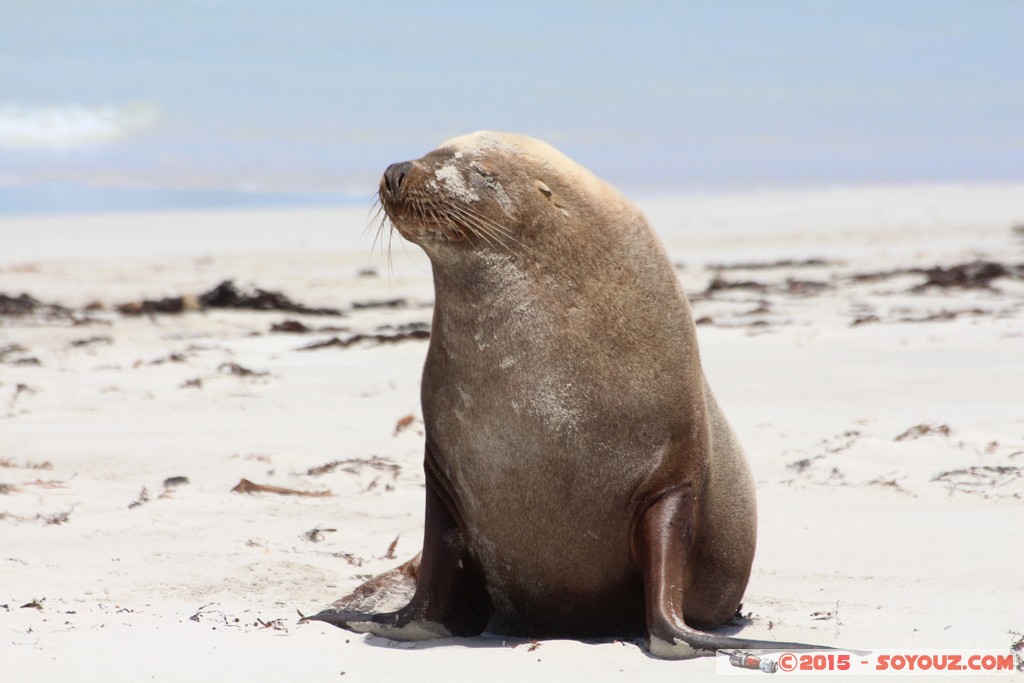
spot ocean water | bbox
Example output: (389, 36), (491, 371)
(1, 1), (1022, 215)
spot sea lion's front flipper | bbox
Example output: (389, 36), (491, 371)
(308, 460), (490, 640)
(635, 484), (828, 659)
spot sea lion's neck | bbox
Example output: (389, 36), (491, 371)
(428, 249), (541, 330)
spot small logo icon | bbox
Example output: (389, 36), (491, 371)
(727, 650), (779, 674)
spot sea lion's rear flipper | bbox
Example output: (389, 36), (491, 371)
(635, 484), (830, 659)
(322, 553), (421, 617)
(308, 464), (491, 640)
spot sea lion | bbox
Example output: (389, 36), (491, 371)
(309, 132), (817, 658)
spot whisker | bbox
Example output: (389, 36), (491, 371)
(386, 215), (395, 280)
(426, 201), (461, 242)
(368, 210), (386, 244)
(460, 215), (509, 252)
(370, 215), (386, 256)
(376, 186), (531, 260)
(363, 194), (383, 231)
(448, 203), (531, 254)
(363, 195), (386, 248)
(437, 204), (495, 248)
(448, 203), (517, 242)
(444, 205), (510, 252)
(370, 216), (389, 257)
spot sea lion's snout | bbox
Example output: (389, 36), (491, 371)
(382, 161), (413, 198)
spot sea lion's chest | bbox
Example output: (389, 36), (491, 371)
(422, 329), (661, 632)
(419, 250), (697, 614)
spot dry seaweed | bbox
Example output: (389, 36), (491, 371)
(393, 414), (416, 436)
(867, 477), (914, 495)
(0, 293), (71, 319)
(852, 308), (993, 326)
(932, 466), (1023, 494)
(118, 280), (343, 317)
(270, 319), (311, 333)
(375, 321), (430, 334)
(68, 335), (113, 348)
(0, 293), (40, 316)
(895, 423), (951, 441)
(145, 352), (188, 366)
(0, 343), (26, 359)
(218, 362), (268, 378)
(304, 526), (337, 543)
(785, 279), (833, 296)
(0, 457), (51, 470)
(351, 298), (407, 310)
(42, 510), (72, 525)
(849, 260), (1023, 291)
(198, 280), (341, 315)
(230, 478), (332, 497)
(898, 309), (989, 323)
(306, 456), (400, 479)
(704, 276), (769, 295)
(330, 552), (366, 566)
(117, 296), (192, 315)
(911, 261), (1013, 291)
(383, 535), (399, 560)
(270, 319), (349, 334)
(298, 328), (430, 350)
(128, 487), (150, 509)
(709, 258), (836, 271)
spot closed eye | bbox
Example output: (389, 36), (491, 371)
(471, 162), (497, 179)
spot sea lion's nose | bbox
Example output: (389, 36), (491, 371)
(383, 161), (413, 197)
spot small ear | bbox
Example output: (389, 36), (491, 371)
(534, 180), (553, 198)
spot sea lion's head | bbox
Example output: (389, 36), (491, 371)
(377, 131), (611, 258)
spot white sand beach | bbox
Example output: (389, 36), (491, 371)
(2, 184), (1023, 680)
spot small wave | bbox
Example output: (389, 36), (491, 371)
(0, 103), (159, 149)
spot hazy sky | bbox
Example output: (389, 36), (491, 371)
(1, 0), (1022, 203)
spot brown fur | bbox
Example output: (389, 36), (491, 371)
(308, 132), (820, 658)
